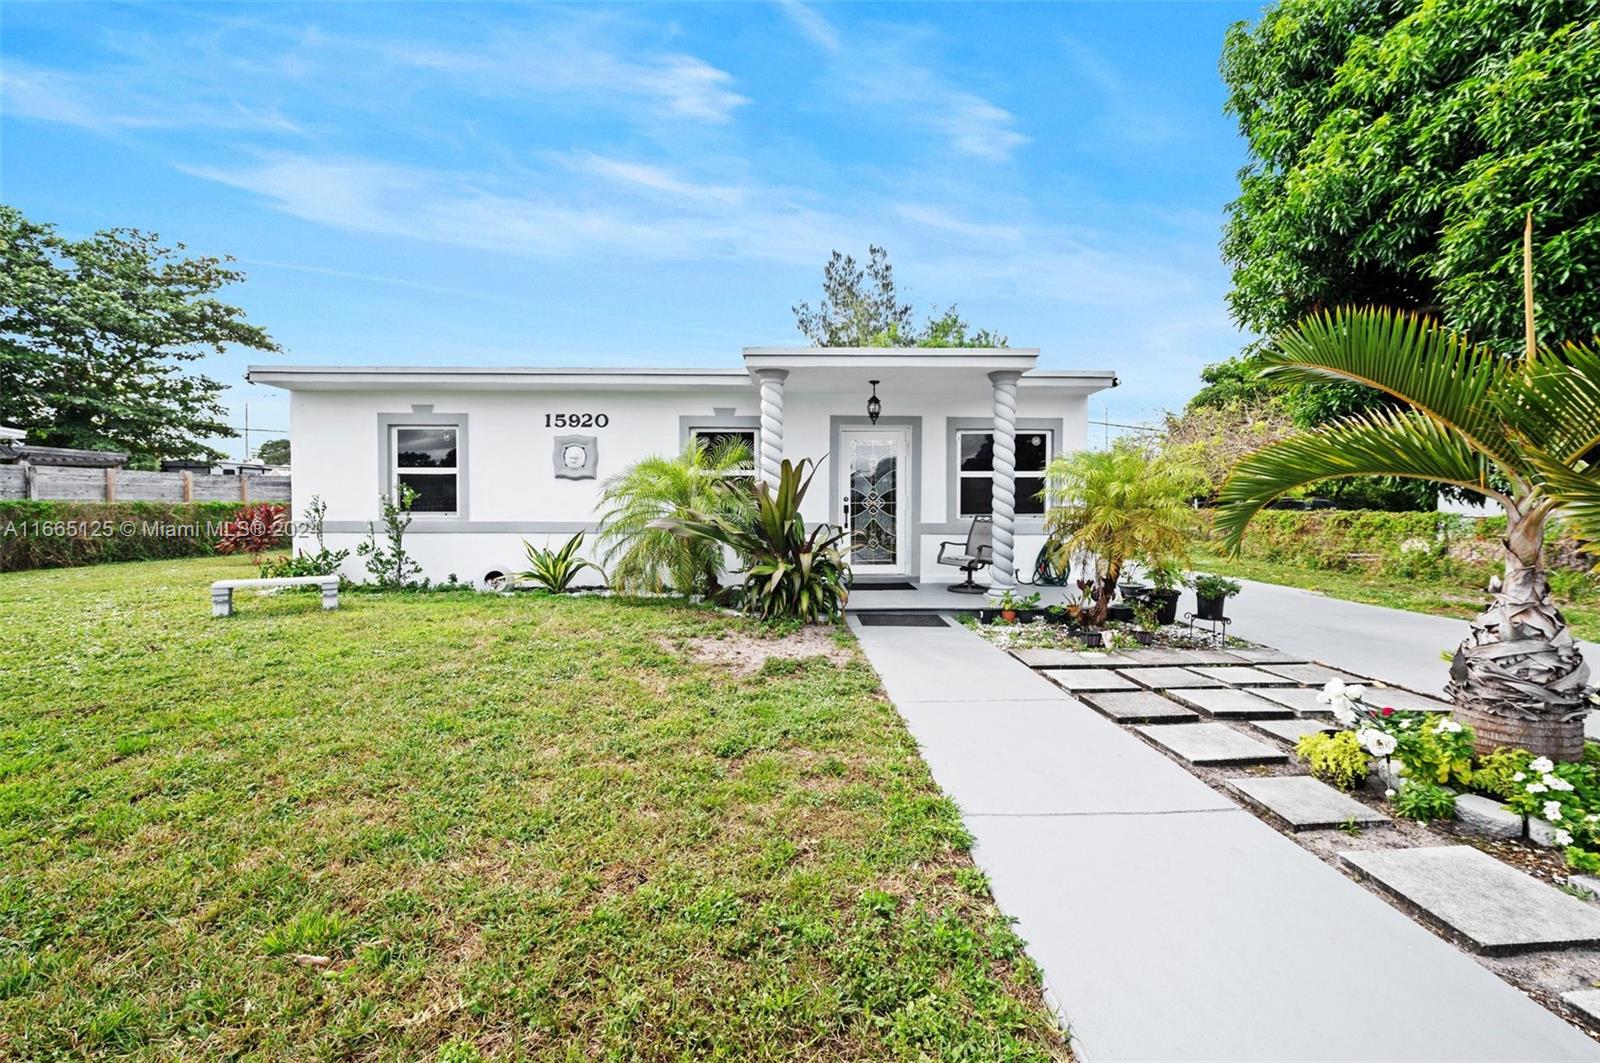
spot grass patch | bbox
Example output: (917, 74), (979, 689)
(0, 556), (1064, 1059)
(1194, 549), (1600, 642)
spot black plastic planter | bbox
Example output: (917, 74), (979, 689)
(1106, 602), (1135, 623)
(1195, 594), (1227, 621)
(1150, 588), (1181, 625)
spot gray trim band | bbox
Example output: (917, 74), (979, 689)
(324, 520), (599, 535)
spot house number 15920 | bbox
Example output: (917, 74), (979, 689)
(545, 413), (609, 428)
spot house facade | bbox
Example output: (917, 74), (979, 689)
(247, 348), (1117, 590)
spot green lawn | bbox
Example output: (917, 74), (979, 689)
(0, 557), (1064, 1060)
(1194, 549), (1600, 643)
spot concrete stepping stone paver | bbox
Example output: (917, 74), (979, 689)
(1250, 686), (1334, 716)
(1258, 662), (1368, 686)
(1135, 722), (1289, 766)
(1561, 989), (1600, 1029)
(1228, 775), (1391, 831)
(1251, 717), (1337, 744)
(1078, 690), (1200, 724)
(1363, 687), (1453, 713)
(1113, 646), (1215, 666)
(1193, 664), (1296, 686)
(1011, 647), (1135, 668)
(1040, 667), (1139, 692)
(1225, 647), (1309, 665)
(1168, 687), (1293, 720)
(1341, 846), (1600, 954)
(1119, 666), (1227, 690)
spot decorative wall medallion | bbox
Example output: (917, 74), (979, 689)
(553, 434), (598, 479)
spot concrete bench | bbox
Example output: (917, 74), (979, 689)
(211, 575), (339, 617)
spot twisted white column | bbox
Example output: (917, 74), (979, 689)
(753, 369), (788, 487)
(988, 370), (1021, 595)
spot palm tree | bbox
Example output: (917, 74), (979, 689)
(1045, 441), (1205, 624)
(1215, 258), (1600, 758)
(596, 436), (754, 596)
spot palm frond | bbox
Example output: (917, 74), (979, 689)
(1526, 449), (1600, 557)
(1506, 340), (1600, 465)
(1264, 307), (1518, 471)
(1215, 408), (1501, 553)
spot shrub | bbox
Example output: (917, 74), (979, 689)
(356, 487), (422, 589)
(519, 532), (602, 593)
(214, 503), (289, 563)
(666, 457), (850, 623)
(1392, 716), (1474, 788)
(1471, 747), (1534, 800)
(258, 495), (348, 579)
(1393, 781), (1457, 822)
(0, 500), (245, 571)
(1296, 730), (1369, 791)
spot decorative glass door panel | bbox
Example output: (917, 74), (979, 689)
(840, 426), (911, 574)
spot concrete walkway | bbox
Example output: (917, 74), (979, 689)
(851, 617), (1600, 1062)
(1224, 577), (1600, 697)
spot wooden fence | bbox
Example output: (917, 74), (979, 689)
(0, 464), (290, 504)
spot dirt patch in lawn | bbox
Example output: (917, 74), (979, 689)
(669, 626), (857, 676)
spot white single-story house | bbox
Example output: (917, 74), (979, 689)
(247, 347), (1117, 590)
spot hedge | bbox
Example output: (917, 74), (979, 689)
(1223, 509), (1587, 581)
(0, 501), (286, 572)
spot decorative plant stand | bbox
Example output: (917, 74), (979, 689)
(1183, 612), (1232, 644)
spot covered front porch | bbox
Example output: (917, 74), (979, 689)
(741, 346), (1115, 598)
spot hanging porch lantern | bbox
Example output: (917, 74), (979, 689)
(866, 380), (882, 425)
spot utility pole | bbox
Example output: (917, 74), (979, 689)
(243, 404), (250, 463)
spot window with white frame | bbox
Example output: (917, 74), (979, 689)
(957, 429), (1052, 517)
(689, 427), (757, 476)
(392, 425), (459, 514)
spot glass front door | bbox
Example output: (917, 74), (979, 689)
(839, 425), (911, 575)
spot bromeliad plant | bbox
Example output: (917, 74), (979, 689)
(1216, 222), (1600, 759)
(519, 532), (602, 593)
(667, 457), (850, 623)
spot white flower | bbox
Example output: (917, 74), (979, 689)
(1528, 782), (1549, 794)
(1318, 679), (1347, 704)
(1545, 800), (1566, 822)
(1546, 775), (1575, 792)
(1556, 829), (1574, 847)
(1586, 814), (1599, 824)
(1358, 728), (1397, 756)
(1530, 757), (1555, 774)
(1332, 703), (1358, 728)
(1512, 772), (1526, 782)
(1346, 684), (1367, 703)
(1434, 718), (1463, 734)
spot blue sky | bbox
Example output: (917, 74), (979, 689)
(2, 1), (1262, 457)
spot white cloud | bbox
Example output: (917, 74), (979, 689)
(776, 6), (1027, 161)
(0, 60), (301, 134)
(775, 0), (841, 53)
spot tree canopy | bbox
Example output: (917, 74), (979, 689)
(256, 438), (291, 466)
(792, 245), (1006, 347)
(1220, 0), (1600, 349)
(0, 205), (279, 466)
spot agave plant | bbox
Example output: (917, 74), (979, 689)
(1215, 288), (1600, 759)
(519, 532), (602, 593)
(596, 436), (754, 595)
(666, 457), (851, 622)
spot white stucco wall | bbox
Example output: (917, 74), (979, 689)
(286, 381), (1091, 587)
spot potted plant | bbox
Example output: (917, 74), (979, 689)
(996, 589), (1043, 623)
(1145, 564), (1188, 625)
(1130, 600), (1161, 644)
(1191, 574), (1241, 620)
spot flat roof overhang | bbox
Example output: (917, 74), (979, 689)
(246, 365), (756, 391)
